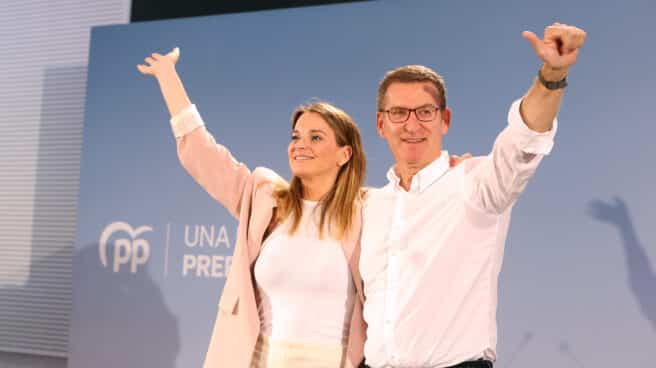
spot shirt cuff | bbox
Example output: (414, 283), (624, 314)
(507, 98), (558, 155)
(170, 104), (204, 138)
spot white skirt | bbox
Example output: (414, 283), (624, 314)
(250, 335), (347, 368)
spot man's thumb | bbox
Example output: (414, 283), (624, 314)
(522, 31), (541, 53)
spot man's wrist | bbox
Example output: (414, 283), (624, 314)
(538, 65), (568, 90)
(540, 64), (568, 81)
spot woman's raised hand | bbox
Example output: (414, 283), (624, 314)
(137, 47), (180, 78)
(136, 47), (191, 117)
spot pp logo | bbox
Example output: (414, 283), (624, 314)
(99, 222), (153, 273)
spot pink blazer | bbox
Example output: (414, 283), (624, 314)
(174, 122), (367, 368)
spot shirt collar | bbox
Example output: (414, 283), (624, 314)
(386, 150), (450, 193)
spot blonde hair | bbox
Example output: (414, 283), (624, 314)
(273, 102), (366, 240)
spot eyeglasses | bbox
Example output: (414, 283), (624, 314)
(379, 105), (441, 124)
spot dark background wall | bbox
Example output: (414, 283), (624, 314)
(131, 0), (369, 22)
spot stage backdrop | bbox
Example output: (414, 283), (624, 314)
(70, 0), (656, 367)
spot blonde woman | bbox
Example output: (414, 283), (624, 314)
(138, 48), (367, 368)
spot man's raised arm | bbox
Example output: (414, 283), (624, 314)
(520, 23), (587, 133)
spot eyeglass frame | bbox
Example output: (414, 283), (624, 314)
(378, 104), (442, 124)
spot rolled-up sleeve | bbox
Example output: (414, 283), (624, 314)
(507, 98), (557, 155)
(465, 98), (558, 214)
(169, 104), (250, 218)
(170, 104), (204, 138)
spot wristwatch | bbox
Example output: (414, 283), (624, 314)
(538, 69), (568, 90)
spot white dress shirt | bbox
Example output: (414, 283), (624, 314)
(360, 99), (557, 368)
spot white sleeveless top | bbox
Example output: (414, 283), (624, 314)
(253, 200), (355, 345)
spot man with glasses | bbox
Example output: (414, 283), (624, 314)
(358, 23), (587, 368)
